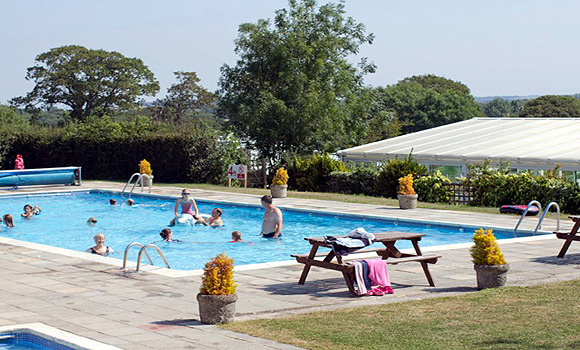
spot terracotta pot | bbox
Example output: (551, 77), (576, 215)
(397, 194), (418, 209)
(474, 264), (509, 289)
(197, 293), (238, 324)
(270, 184), (288, 198)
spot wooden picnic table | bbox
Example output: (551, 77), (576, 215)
(555, 215), (580, 258)
(291, 231), (440, 296)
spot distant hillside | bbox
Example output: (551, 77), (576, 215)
(475, 95), (539, 103)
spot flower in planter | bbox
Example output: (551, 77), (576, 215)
(470, 228), (506, 265)
(139, 159), (152, 176)
(398, 174), (415, 195)
(272, 167), (289, 186)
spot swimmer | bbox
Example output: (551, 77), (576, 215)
(159, 228), (182, 242)
(109, 199), (118, 205)
(21, 204), (41, 218)
(202, 208), (223, 227)
(126, 199), (135, 206)
(169, 189), (201, 226)
(3, 214), (14, 227)
(87, 217), (98, 225)
(260, 195), (283, 238)
(85, 233), (113, 256)
(231, 231), (242, 242)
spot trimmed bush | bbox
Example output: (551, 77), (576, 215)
(415, 171), (452, 203)
(287, 153), (350, 192)
(376, 155), (427, 198)
(0, 116), (247, 184)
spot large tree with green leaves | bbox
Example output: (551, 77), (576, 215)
(153, 71), (215, 124)
(218, 0), (375, 159)
(480, 98), (526, 118)
(374, 75), (484, 134)
(519, 95), (580, 118)
(11, 45), (159, 121)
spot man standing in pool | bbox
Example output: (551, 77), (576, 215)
(260, 195), (283, 238)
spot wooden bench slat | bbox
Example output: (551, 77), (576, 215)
(293, 254), (440, 265)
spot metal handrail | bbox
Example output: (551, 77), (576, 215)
(514, 200), (542, 237)
(136, 244), (170, 272)
(121, 173), (152, 198)
(122, 173), (141, 197)
(122, 242), (153, 271)
(534, 202), (560, 234)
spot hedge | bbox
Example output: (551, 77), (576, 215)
(0, 117), (247, 184)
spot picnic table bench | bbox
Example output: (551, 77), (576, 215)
(291, 231), (440, 296)
(555, 215), (580, 258)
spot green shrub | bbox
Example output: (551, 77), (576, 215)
(415, 171), (452, 203)
(287, 153), (350, 192)
(470, 228), (507, 265)
(376, 154), (427, 198)
(0, 117), (247, 184)
(328, 168), (378, 195)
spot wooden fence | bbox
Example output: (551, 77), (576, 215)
(443, 182), (476, 205)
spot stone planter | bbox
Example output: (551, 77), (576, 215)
(270, 184), (288, 198)
(139, 175), (153, 187)
(397, 194), (418, 209)
(197, 293), (238, 324)
(474, 264), (509, 289)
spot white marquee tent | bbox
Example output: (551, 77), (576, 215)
(338, 118), (580, 179)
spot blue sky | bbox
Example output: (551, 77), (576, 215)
(2, 0), (579, 104)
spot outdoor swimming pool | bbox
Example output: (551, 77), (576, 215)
(0, 191), (526, 270)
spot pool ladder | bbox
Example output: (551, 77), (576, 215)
(513, 200), (560, 237)
(122, 242), (170, 272)
(122, 173), (152, 197)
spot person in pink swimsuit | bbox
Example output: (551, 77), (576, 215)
(169, 189), (202, 226)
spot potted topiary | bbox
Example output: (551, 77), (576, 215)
(139, 159), (153, 186)
(397, 174), (418, 209)
(270, 167), (289, 198)
(197, 252), (237, 324)
(470, 228), (509, 289)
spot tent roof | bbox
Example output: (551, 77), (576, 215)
(338, 118), (580, 168)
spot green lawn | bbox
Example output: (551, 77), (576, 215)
(222, 280), (580, 350)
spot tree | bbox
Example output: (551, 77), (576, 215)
(480, 98), (525, 117)
(218, 0), (375, 160)
(153, 71), (215, 123)
(11, 45), (159, 121)
(375, 75), (484, 134)
(519, 95), (580, 118)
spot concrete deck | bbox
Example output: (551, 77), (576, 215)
(0, 182), (579, 349)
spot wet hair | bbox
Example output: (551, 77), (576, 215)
(126, 199), (135, 206)
(160, 228), (172, 240)
(261, 195), (273, 205)
(109, 199), (117, 205)
(3, 214), (13, 227)
(232, 231), (242, 241)
(87, 217), (98, 224)
(213, 208), (223, 217)
(23, 204), (32, 211)
(93, 233), (105, 243)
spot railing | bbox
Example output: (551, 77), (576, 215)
(534, 202), (560, 235)
(136, 244), (170, 272)
(121, 173), (152, 197)
(122, 242), (153, 271)
(513, 200), (542, 237)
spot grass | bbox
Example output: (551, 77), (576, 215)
(222, 279), (580, 350)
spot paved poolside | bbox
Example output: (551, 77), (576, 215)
(0, 182), (579, 349)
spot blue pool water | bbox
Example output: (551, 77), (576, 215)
(0, 191), (523, 270)
(0, 332), (74, 350)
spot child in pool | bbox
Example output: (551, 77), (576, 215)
(230, 231), (242, 243)
(126, 199), (135, 206)
(160, 228), (181, 242)
(87, 217), (98, 226)
(3, 214), (14, 227)
(21, 204), (41, 218)
(109, 199), (118, 205)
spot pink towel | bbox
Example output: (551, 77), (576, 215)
(364, 259), (391, 287)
